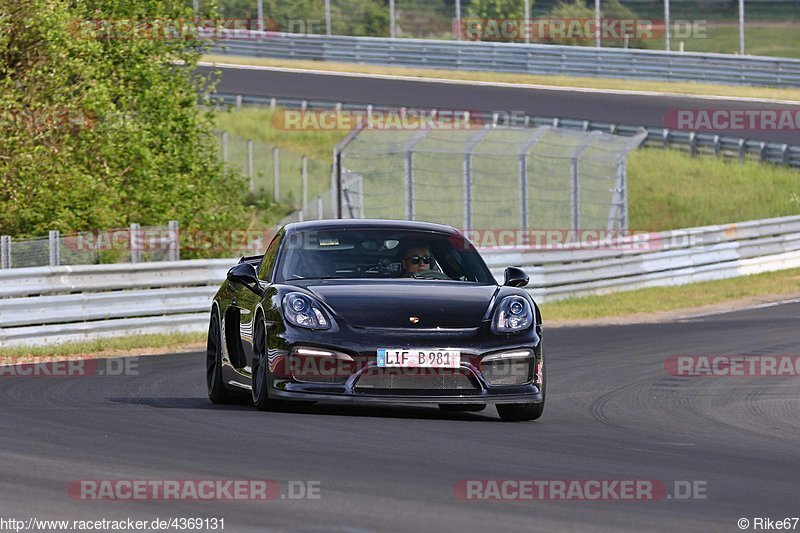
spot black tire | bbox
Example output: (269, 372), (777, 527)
(251, 315), (274, 411)
(207, 311), (234, 404)
(497, 348), (546, 422)
(438, 404), (486, 413)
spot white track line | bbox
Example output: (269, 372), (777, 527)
(678, 297), (800, 320)
(199, 61), (800, 105)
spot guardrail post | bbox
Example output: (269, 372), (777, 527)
(781, 144), (789, 166)
(759, 142), (767, 162)
(168, 220), (179, 262)
(273, 146), (280, 201)
(221, 131), (229, 163)
(49, 230), (60, 266)
(247, 140), (254, 193)
(713, 135), (721, 157)
(270, 98), (276, 110)
(130, 223), (141, 264)
(317, 197), (324, 220)
(689, 132), (697, 158)
(738, 138), (746, 162)
(236, 95), (242, 111)
(1, 235), (11, 269)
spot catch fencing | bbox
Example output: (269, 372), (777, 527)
(0, 223), (179, 269)
(334, 125), (647, 232)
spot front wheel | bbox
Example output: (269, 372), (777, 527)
(497, 347), (546, 422)
(251, 316), (275, 411)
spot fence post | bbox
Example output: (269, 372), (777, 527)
(301, 155), (308, 214)
(130, 223), (141, 264)
(221, 131), (229, 163)
(273, 146), (280, 201)
(49, 230), (60, 267)
(0, 235), (11, 269)
(519, 127), (549, 231)
(463, 128), (490, 233)
(570, 131), (602, 231)
(168, 220), (179, 262)
(247, 140), (254, 192)
(405, 131), (428, 221)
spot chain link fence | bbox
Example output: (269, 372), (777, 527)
(217, 131), (331, 206)
(0, 223), (179, 269)
(333, 126), (646, 232)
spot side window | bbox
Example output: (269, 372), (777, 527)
(258, 229), (284, 282)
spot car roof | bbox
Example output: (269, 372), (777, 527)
(284, 219), (461, 235)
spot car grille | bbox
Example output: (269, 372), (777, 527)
(481, 359), (533, 386)
(354, 368), (478, 391)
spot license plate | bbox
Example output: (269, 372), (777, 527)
(377, 349), (461, 368)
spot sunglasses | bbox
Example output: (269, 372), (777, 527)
(404, 255), (431, 265)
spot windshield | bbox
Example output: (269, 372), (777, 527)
(275, 228), (495, 284)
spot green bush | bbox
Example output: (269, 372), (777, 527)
(0, 0), (248, 241)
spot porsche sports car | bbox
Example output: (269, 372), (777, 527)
(206, 219), (545, 422)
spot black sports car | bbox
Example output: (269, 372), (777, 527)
(206, 219), (544, 422)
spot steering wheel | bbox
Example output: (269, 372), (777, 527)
(412, 270), (451, 280)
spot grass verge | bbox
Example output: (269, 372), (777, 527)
(0, 332), (205, 359)
(540, 268), (800, 321)
(628, 149), (800, 231)
(202, 54), (800, 103)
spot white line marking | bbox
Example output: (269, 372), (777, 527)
(678, 297), (800, 320)
(198, 61), (800, 105)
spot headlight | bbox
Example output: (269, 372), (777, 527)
(491, 296), (533, 334)
(282, 292), (331, 330)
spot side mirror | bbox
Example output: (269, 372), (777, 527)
(503, 266), (529, 288)
(227, 263), (264, 296)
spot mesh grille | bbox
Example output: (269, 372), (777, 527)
(355, 368), (478, 391)
(481, 359), (533, 386)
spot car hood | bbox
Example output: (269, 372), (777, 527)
(302, 281), (499, 329)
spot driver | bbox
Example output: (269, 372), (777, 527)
(399, 242), (432, 277)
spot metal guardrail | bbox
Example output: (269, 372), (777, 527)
(213, 93), (800, 169)
(211, 33), (800, 88)
(3, 215), (800, 347)
(0, 260), (233, 347)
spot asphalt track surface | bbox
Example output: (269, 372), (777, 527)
(201, 65), (800, 145)
(2, 302), (799, 532)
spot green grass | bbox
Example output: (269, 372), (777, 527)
(628, 149), (800, 231)
(540, 268), (800, 321)
(0, 332), (205, 358)
(640, 23), (800, 58)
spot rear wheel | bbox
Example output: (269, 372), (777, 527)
(207, 311), (234, 404)
(251, 316), (275, 411)
(497, 348), (546, 422)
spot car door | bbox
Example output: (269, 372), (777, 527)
(239, 229), (285, 371)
